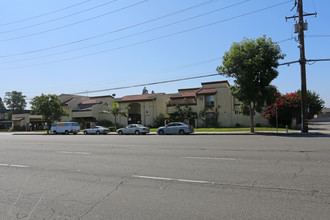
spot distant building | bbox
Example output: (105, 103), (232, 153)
(318, 108), (330, 118)
(0, 110), (12, 129)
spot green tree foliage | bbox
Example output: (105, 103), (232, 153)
(4, 91), (27, 113)
(0, 97), (6, 111)
(30, 94), (68, 133)
(142, 87), (148, 94)
(217, 36), (285, 132)
(296, 90), (325, 119)
(169, 105), (197, 124)
(263, 93), (300, 128)
(96, 120), (113, 128)
(103, 101), (128, 128)
(153, 113), (166, 128)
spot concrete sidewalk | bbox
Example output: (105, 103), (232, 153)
(5, 130), (328, 136)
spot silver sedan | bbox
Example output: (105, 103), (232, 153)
(83, 126), (110, 135)
(157, 122), (194, 135)
(117, 124), (150, 135)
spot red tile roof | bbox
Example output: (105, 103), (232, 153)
(168, 97), (196, 106)
(201, 80), (230, 86)
(170, 91), (196, 99)
(116, 93), (164, 103)
(12, 117), (24, 121)
(197, 88), (217, 95)
(61, 98), (74, 106)
(80, 100), (102, 105)
(90, 95), (113, 99)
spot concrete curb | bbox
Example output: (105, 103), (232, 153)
(7, 131), (330, 136)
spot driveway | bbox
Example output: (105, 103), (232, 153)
(309, 117), (330, 134)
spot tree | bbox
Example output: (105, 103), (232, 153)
(296, 90), (325, 119)
(142, 87), (148, 94)
(169, 104), (197, 124)
(102, 101), (128, 129)
(217, 36), (285, 132)
(0, 97), (5, 111)
(153, 113), (165, 128)
(263, 93), (300, 128)
(4, 91), (27, 114)
(30, 94), (68, 133)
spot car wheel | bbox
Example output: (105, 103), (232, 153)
(179, 129), (185, 135)
(96, 131), (100, 135)
(53, 130), (57, 135)
(65, 130), (69, 135)
(118, 130), (123, 135)
(84, 131), (88, 135)
(135, 130), (140, 135)
(158, 129), (164, 135)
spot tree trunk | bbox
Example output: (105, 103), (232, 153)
(249, 105), (255, 133)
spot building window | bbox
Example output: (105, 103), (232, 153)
(235, 110), (241, 115)
(205, 95), (214, 107)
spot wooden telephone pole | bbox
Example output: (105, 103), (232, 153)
(286, 0), (316, 133)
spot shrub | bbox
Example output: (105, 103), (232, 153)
(153, 113), (165, 128)
(263, 93), (300, 128)
(13, 125), (26, 131)
(97, 120), (113, 128)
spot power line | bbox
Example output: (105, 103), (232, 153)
(0, 1), (249, 65)
(0, 0), (119, 34)
(305, 34), (330, 38)
(0, 0), (219, 58)
(0, 0), (92, 27)
(73, 73), (220, 95)
(20, 57), (221, 96)
(0, 0), (148, 43)
(0, 0), (292, 70)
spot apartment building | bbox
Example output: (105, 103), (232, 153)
(57, 80), (268, 128)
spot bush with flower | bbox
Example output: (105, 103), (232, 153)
(263, 93), (300, 128)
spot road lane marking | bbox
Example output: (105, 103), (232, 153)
(182, 156), (236, 160)
(10, 164), (29, 168)
(132, 175), (215, 184)
(58, 151), (91, 155)
(0, 163), (29, 168)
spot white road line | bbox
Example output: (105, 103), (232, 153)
(132, 175), (214, 184)
(10, 164), (29, 168)
(0, 163), (29, 168)
(58, 151), (91, 155)
(182, 156), (236, 160)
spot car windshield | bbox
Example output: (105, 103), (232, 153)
(137, 124), (144, 127)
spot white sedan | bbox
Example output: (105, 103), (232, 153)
(117, 124), (150, 135)
(83, 126), (110, 135)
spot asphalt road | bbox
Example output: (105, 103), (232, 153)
(0, 133), (330, 219)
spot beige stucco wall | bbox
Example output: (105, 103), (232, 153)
(57, 81), (271, 128)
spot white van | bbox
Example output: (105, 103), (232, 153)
(51, 122), (80, 135)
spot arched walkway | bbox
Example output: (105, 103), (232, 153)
(128, 103), (141, 124)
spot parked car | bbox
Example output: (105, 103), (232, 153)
(117, 124), (150, 135)
(51, 122), (80, 135)
(157, 122), (194, 135)
(83, 126), (110, 135)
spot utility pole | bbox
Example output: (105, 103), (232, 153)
(286, 0), (316, 133)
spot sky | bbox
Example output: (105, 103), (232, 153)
(0, 0), (329, 108)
